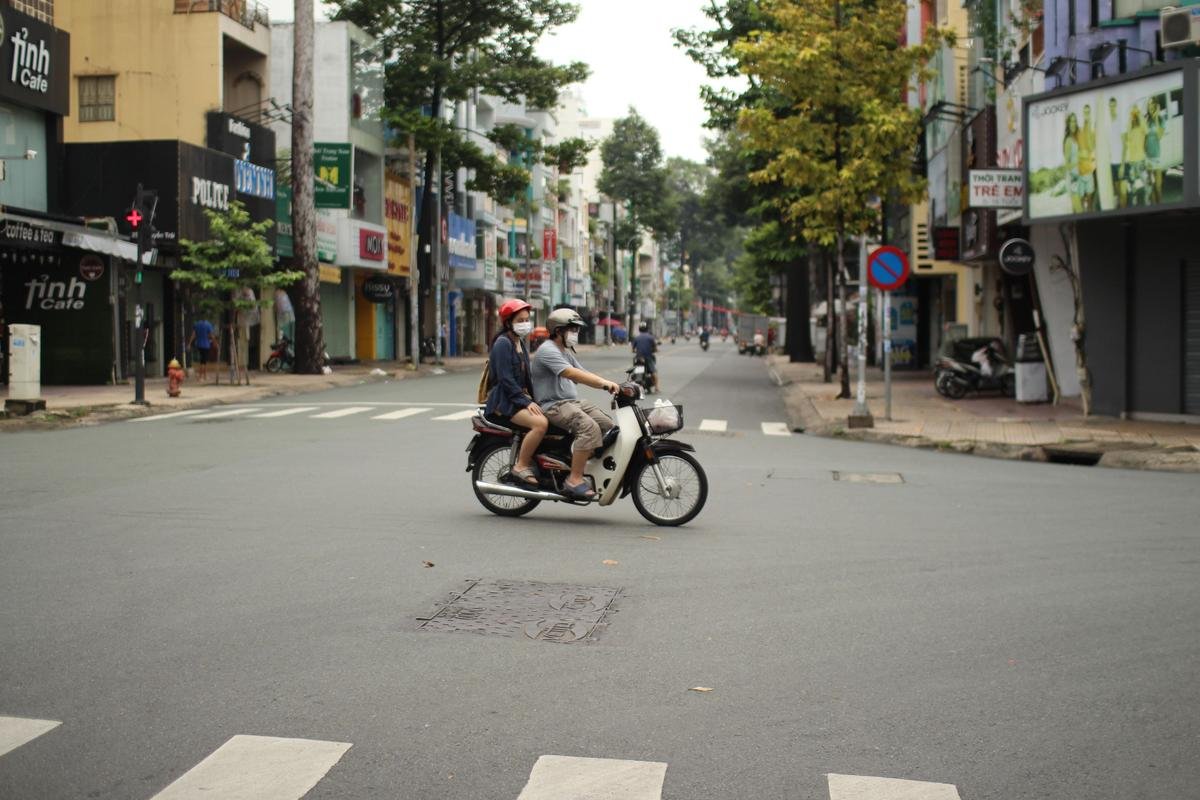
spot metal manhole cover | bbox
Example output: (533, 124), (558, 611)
(417, 579), (621, 644)
(832, 471), (904, 484)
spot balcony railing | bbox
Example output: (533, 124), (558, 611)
(174, 0), (270, 31)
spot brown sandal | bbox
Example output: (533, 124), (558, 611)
(511, 466), (539, 486)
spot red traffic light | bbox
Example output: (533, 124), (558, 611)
(126, 208), (143, 228)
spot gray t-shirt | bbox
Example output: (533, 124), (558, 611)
(531, 344), (582, 409)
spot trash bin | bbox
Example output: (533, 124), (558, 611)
(1014, 333), (1048, 403)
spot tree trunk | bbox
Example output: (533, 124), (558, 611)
(837, 232), (851, 398)
(1062, 223), (1092, 416)
(416, 0), (446, 351)
(786, 253), (814, 362)
(291, 0), (324, 374)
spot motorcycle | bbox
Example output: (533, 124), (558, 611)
(934, 337), (1015, 399)
(265, 335), (294, 373)
(466, 385), (708, 527)
(700, 336), (710, 352)
(627, 356), (655, 394)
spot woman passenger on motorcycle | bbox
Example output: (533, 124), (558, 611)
(484, 299), (548, 486)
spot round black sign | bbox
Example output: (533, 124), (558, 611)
(362, 275), (395, 303)
(79, 254), (105, 281)
(998, 238), (1035, 276)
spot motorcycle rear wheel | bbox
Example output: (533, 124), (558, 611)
(265, 356), (283, 373)
(472, 442), (540, 517)
(943, 376), (969, 399)
(632, 451), (707, 527)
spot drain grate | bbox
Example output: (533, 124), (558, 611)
(832, 471), (904, 484)
(417, 579), (620, 644)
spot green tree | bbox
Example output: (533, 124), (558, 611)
(675, 4), (817, 366)
(736, 0), (949, 393)
(327, 0), (588, 318)
(172, 201), (304, 384)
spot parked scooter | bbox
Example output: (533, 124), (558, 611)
(934, 337), (1015, 399)
(265, 335), (294, 373)
(466, 384), (708, 527)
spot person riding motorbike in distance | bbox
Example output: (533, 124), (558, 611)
(631, 321), (660, 395)
(484, 299), (546, 486)
(699, 326), (710, 348)
(531, 308), (620, 500)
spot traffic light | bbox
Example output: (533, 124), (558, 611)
(126, 185), (158, 254)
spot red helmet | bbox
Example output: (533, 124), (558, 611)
(498, 298), (532, 324)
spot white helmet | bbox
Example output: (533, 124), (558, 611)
(547, 308), (584, 335)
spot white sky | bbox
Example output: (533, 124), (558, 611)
(263, 0), (721, 162)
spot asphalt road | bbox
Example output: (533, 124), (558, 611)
(1, 339), (1197, 799)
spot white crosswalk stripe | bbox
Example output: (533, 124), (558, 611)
(698, 418), (727, 432)
(761, 421), (792, 436)
(827, 773), (961, 799)
(431, 408), (480, 421)
(148, 735), (351, 800)
(310, 406), (375, 419)
(190, 408), (263, 420)
(251, 406), (320, 418)
(372, 407), (433, 420)
(517, 755), (667, 800)
(0, 715), (60, 758)
(129, 410), (206, 423)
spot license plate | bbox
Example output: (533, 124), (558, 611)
(633, 366), (645, 375)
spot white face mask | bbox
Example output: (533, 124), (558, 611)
(566, 331), (580, 348)
(512, 321), (533, 337)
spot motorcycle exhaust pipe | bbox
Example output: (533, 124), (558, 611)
(475, 481), (565, 502)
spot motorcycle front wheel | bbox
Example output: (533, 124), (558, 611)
(943, 376), (969, 399)
(632, 451), (707, 527)
(472, 441), (540, 517)
(265, 356), (283, 373)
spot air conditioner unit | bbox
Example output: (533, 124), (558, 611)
(1160, 6), (1200, 49)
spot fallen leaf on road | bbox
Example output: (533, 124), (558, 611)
(639, 535), (661, 541)
(423, 561), (435, 568)
(602, 559), (619, 566)
(689, 687), (714, 693)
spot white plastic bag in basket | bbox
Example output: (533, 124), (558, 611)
(647, 399), (680, 432)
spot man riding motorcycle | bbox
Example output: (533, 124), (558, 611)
(631, 322), (660, 395)
(531, 308), (620, 501)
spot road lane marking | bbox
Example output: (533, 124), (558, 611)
(0, 716), (61, 758)
(517, 755), (667, 800)
(372, 407), (432, 420)
(827, 773), (961, 800)
(190, 408), (262, 420)
(148, 735), (351, 800)
(431, 409), (479, 421)
(761, 422), (792, 436)
(129, 410), (206, 423)
(310, 406), (374, 419)
(251, 407), (319, 418)
(698, 419), (727, 432)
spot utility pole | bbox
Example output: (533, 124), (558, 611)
(127, 184), (156, 405)
(849, 235), (874, 427)
(407, 133), (419, 370)
(292, 0), (324, 373)
(434, 149), (444, 365)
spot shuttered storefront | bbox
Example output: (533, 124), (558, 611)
(1185, 259), (1200, 415)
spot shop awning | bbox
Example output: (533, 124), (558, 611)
(2, 211), (144, 263)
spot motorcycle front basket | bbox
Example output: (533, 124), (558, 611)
(642, 403), (684, 434)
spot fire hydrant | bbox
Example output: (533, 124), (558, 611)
(167, 358), (185, 397)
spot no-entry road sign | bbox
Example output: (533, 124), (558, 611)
(867, 246), (910, 292)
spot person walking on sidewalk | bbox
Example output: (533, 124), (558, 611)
(484, 299), (546, 486)
(188, 318), (217, 383)
(531, 308), (619, 500)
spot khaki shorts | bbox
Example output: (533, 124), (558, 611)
(544, 399), (614, 452)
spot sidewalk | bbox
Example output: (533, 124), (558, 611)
(1, 355), (489, 431)
(769, 356), (1200, 473)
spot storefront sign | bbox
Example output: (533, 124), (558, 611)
(79, 254), (104, 281)
(1, 217), (59, 248)
(961, 107), (999, 262)
(359, 228), (385, 261)
(234, 160), (275, 200)
(542, 228), (557, 261)
(933, 226), (959, 260)
(275, 184), (293, 258)
(1025, 64), (1194, 222)
(319, 264), (341, 284)
(316, 210), (337, 263)
(207, 112), (275, 166)
(968, 170), (1023, 208)
(314, 142), (352, 209)
(361, 275), (394, 302)
(2, 261), (112, 383)
(384, 172), (412, 277)
(448, 212), (476, 270)
(0, 6), (69, 116)
(998, 238), (1035, 276)
(502, 267), (515, 293)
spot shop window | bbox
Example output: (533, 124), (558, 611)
(79, 76), (116, 123)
